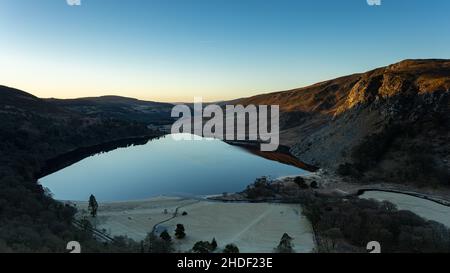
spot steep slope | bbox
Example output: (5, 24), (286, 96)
(236, 59), (450, 186)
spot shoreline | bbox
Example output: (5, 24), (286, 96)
(208, 171), (450, 208)
(36, 133), (164, 179)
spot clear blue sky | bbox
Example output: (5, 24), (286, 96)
(1, 0), (449, 102)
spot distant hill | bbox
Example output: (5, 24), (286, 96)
(0, 85), (161, 177)
(46, 95), (174, 125)
(236, 59), (450, 186)
(0, 85), (66, 114)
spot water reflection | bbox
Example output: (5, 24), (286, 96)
(40, 134), (308, 201)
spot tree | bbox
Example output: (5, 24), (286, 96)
(88, 194), (98, 217)
(211, 238), (218, 250)
(223, 244), (239, 253)
(294, 176), (308, 189)
(192, 241), (214, 253)
(175, 224), (186, 239)
(145, 233), (173, 253)
(160, 230), (172, 242)
(275, 233), (294, 253)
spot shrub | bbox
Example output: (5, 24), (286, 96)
(223, 244), (239, 253)
(175, 224), (186, 239)
(294, 177), (308, 189)
(160, 230), (172, 242)
(192, 238), (218, 253)
(274, 233), (294, 253)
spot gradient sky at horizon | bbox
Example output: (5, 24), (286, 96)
(1, 0), (449, 102)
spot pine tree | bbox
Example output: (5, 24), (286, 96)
(88, 194), (98, 218)
(160, 230), (172, 242)
(211, 238), (218, 250)
(275, 233), (294, 253)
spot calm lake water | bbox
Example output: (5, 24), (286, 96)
(40, 134), (307, 201)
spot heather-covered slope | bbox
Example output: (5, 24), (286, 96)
(237, 60), (450, 186)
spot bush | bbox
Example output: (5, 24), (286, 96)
(223, 244), (239, 253)
(294, 177), (308, 189)
(175, 224), (186, 239)
(245, 177), (275, 199)
(160, 230), (172, 242)
(144, 233), (173, 253)
(192, 238), (218, 253)
(274, 233), (294, 253)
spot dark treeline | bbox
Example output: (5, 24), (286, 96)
(298, 191), (450, 253)
(37, 135), (160, 178)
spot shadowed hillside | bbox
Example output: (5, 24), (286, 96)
(236, 59), (450, 186)
(46, 96), (174, 125)
(0, 85), (161, 252)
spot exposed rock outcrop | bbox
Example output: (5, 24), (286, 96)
(236, 59), (450, 185)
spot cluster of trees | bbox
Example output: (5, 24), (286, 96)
(337, 121), (449, 187)
(298, 192), (450, 253)
(192, 238), (218, 253)
(244, 176), (318, 200)
(245, 177), (275, 199)
(141, 233), (173, 253)
(135, 224), (188, 253)
(223, 244), (240, 253)
(191, 238), (240, 254)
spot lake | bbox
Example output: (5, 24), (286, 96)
(39, 134), (308, 201)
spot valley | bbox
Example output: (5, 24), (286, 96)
(0, 59), (449, 253)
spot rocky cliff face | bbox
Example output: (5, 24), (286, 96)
(236, 59), (450, 185)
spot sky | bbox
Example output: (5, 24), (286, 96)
(0, 0), (449, 102)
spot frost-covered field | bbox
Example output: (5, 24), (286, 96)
(75, 197), (315, 253)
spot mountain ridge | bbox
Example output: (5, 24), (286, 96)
(234, 59), (450, 186)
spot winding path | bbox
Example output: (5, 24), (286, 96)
(151, 200), (200, 235)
